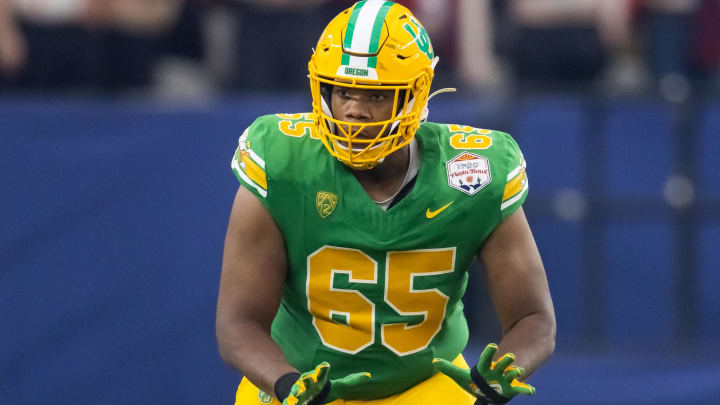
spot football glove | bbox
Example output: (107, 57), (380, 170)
(432, 343), (535, 404)
(281, 362), (371, 405)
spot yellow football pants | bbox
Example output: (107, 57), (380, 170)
(234, 355), (476, 404)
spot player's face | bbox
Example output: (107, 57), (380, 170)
(330, 86), (396, 140)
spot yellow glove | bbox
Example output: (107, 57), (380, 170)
(279, 362), (370, 405)
(433, 343), (535, 404)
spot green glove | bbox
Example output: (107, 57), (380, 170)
(433, 343), (535, 404)
(282, 362), (371, 405)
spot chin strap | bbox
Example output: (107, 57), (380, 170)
(428, 87), (457, 100)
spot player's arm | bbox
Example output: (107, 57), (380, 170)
(216, 186), (296, 395)
(216, 186), (372, 404)
(434, 207), (554, 403)
(479, 206), (556, 377)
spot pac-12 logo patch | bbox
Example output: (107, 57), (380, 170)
(316, 191), (338, 218)
(446, 152), (491, 195)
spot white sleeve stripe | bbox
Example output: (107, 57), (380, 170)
(501, 181), (528, 211)
(506, 158), (527, 181)
(238, 127), (265, 169)
(249, 149), (265, 169)
(232, 156), (268, 198)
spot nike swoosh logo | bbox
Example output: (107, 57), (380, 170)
(426, 201), (454, 219)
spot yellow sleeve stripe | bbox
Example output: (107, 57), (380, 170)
(248, 148), (265, 169)
(501, 179), (528, 211)
(503, 169), (526, 201)
(241, 153), (267, 190)
(231, 149), (267, 198)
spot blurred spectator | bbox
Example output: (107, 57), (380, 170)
(502, 0), (636, 88)
(690, 0), (720, 85)
(628, 0), (720, 99)
(0, 0), (183, 92)
(227, 0), (462, 91)
(633, 0), (720, 92)
(6, 0), (713, 97)
(150, 0), (216, 100)
(456, 0), (504, 92)
(0, 0), (26, 77)
(229, 0), (333, 90)
(639, 0), (698, 78)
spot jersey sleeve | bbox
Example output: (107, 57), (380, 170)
(500, 133), (529, 219)
(231, 117), (269, 199)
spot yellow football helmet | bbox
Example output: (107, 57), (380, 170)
(308, 0), (436, 170)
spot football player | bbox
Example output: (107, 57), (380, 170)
(216, 1), (556, 404)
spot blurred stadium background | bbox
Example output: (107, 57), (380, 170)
(2, 0), (720, 404)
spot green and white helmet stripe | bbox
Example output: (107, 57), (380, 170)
(339, 0), (394, 78)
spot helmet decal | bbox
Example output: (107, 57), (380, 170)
(341, 0), (395, 69)
(402, 16), (434, 61)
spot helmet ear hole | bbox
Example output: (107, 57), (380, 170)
(413, 74), (430, 93)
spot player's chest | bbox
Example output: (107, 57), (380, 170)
(296, 168), (501, 251)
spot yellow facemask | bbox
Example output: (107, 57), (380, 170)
(308, 0), (436, 170)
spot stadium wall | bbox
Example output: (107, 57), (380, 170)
(1, 94), (719, 404)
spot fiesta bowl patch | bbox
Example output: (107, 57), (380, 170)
(446, 152), (491, 195)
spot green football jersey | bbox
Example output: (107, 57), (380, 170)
(230, 113), (528, 400)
